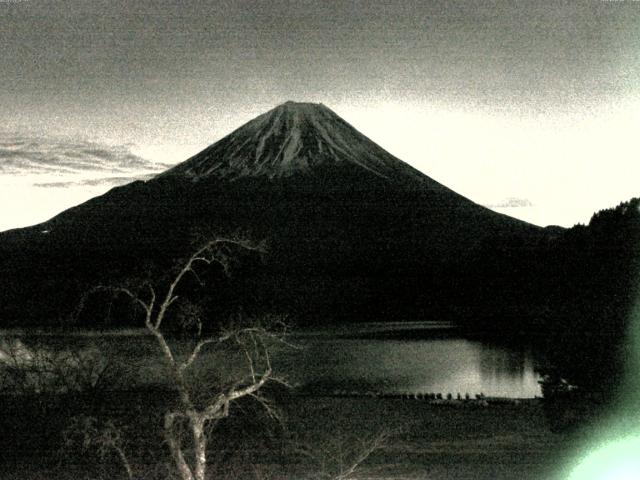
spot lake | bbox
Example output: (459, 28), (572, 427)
(282, 322), (541, 398)
(0, 322), (541, 398)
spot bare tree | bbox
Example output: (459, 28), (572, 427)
(80, 237), (290, 480)
(63, 415), (135, 480)
(295, 431), (391, 480)
(0, 338), (120, 394)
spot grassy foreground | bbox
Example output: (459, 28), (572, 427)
(286, 396), (570, 480)
(0, 389), (574, 480)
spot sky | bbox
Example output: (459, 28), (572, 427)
(1, 0), (639, 231)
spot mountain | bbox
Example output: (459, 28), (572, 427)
(0, 102), (551, 328)
(160, 101), (427, 181)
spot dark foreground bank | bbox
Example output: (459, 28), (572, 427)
(0, 388), (575, 480)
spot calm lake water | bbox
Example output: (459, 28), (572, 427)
(283, 322), (541, 398)
(0, 322), (541, 398)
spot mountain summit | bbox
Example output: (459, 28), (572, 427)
(161, 101), (424, 181)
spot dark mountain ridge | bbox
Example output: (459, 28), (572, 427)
(1, 102), (550, 327)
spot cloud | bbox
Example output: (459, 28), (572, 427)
(32, 174), (157, 188)
(483, 197), (534, 208)
(0, 134), (172, 178)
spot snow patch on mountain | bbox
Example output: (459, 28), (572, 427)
(159, 101), (426, 182)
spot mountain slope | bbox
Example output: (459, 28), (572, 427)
(0, 102), (548, 327)
(160, 101), (426, 181)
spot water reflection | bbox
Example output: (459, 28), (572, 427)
(284, 328), (541, 398)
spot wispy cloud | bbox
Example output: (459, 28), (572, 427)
(32, 174), (158, 188)
(0, 134), (172, 185)
(484, 197), (534, 208)
(0, 133), (185, 231)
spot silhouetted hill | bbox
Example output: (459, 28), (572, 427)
(540, 199), (640, 386)
(531, 198), (640, 430)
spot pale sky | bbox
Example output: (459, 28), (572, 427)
(1, 0), (639, 231)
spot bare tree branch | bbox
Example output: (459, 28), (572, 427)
(294, 431), (392, 480)
(75, 235), (284, 480)
(64, 416), (135, 480)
